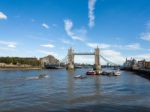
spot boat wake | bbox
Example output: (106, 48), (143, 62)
(25, 74), (49, 80)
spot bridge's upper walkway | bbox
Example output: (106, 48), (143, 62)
(73, 53), (95, 55)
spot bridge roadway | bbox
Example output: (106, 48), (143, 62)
(73, 52), (95, 55)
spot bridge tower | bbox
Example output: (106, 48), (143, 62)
(93, 47), (101, 72)
(67, 47), (74, 70)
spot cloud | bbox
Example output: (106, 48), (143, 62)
(0, 12), (7, 20)
(140, 32), (150, 41)
(64, 19), (85, 41)
(124, 43), (141, 50)
(88, 0), (96, 28)
(74, 55), (94, 64)
(8, 44), (16, 48)
(101, 50), (125, 65)
(87, 43), (110, 49)
(61, 39), (72, 45)
(101, 50), (121, 56)
(87, 42), (143, 50)
(0, 40), (17, 48)
(40, 44), (55, 48)
(38, 50), (58, 58)
(42, 23), (49, 29)
(133, 54), (150, 61)
(113, 43), (142, 50)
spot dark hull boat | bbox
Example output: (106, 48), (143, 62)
(86, 70), (96, 75)
(44, 64), (60, 69)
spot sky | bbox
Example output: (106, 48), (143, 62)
(0, 0), (150, 64)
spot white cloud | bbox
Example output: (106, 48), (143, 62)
(101, 50), (121, 56)
(87, 43), (110, 49)
(112, 43), (142, 50)
(42, 23), (49, 29)
(140, 32), (150, 41)
(0, 40), (17, 48)
(64, 19), (85, 41)
(61, 39), (72, 45)
(125, 43), (141, 50)
(75, 28), (87, 35)
(87, 42), (143, 50)
(101, 50), (125, 65)
(40, 44), (55, 48)
(133, 54), (150, 61)
(0, 12), (7, 20)
(38, 50), (58, 58)
(88, 0), (96, 28)
(8, 44), (16, 48)
(74, 55), (95, 64)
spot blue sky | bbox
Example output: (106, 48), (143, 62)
(0, 0), (150, 64)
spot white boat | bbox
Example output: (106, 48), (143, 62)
(74, 75), (87, 79)
(26, 74), (48, 80)
(113, 70), (121, 76)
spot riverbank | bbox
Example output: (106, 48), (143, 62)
(121, 68), (150, 80)
(0, 67), (42, 70)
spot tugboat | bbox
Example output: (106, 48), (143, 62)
(86, 70), (96, 75)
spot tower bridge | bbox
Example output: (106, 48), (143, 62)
(66, 47), (101, 72)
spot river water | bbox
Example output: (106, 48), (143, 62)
(0, 68), (150, 112)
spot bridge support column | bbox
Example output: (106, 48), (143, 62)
(93, 47), (101, 73)
(66, 48), (74, 70)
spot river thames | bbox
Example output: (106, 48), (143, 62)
(0, 68), (150, 112)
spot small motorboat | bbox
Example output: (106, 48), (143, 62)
(38, 74), (49, 79)
(86, 70), (96, 75)
(113, 70), (121, 76)
(74, 75), (87, 79)
(26, 74), (48, 80)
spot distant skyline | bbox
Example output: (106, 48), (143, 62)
(0, 0), (150, 64)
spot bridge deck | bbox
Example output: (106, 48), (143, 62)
(74, 53), (95, 55)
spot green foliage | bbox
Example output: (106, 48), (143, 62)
(0, 57), (41, 66)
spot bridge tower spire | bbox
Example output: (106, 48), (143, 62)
(94, 47), (101, 72)
(67, 47), (74, 70)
